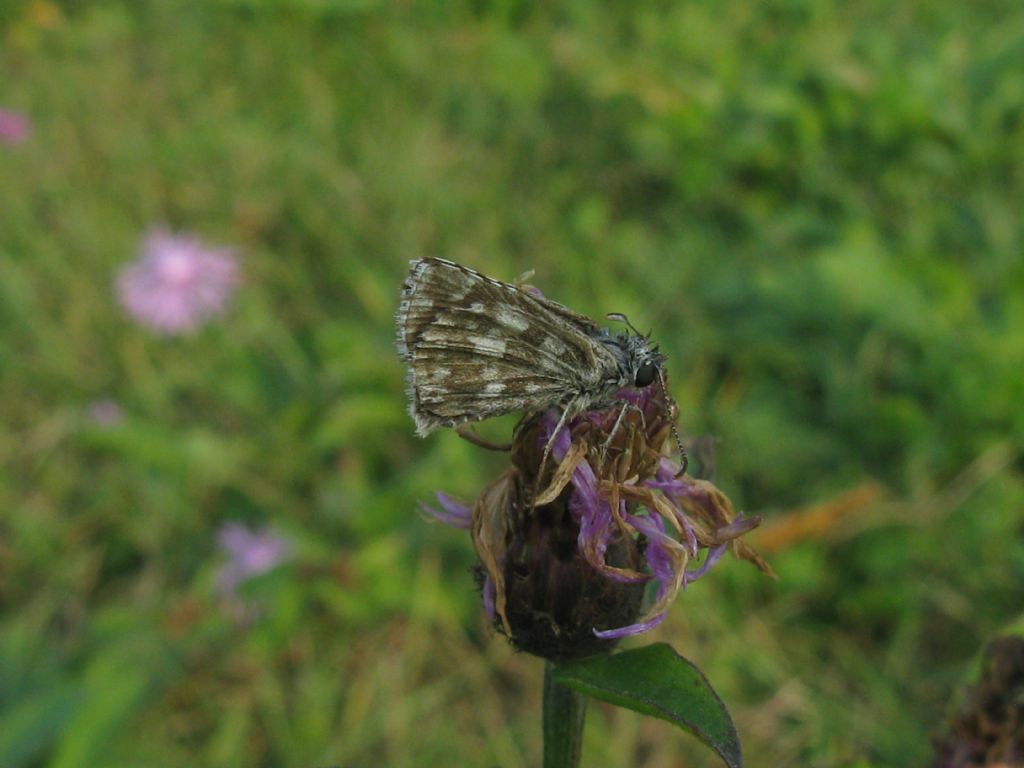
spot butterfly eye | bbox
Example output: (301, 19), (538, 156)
(634, 361), (657, 388)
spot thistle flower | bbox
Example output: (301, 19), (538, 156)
(425, 384), (772, 660)
(117, 230), (239, 334)
(215, 522), (292, 600)
(0, 109), (31, 145)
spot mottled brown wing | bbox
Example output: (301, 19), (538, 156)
(396, 258), (615, 436)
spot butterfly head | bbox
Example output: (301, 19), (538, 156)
(607, 313), (664, 390)
(621, 334), (664, 390)
(607, 313), (687, 476)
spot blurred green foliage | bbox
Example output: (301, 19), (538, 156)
(1, 0), (1023, 765)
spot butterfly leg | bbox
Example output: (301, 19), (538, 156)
(600, 400), (647, 473)
(529, 404), (575, 507)
(538, 406), (572, 479)
(455, 426), (511, 452)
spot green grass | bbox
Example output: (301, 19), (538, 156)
(2, 0), (1023, 765)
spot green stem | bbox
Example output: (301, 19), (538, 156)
(543, 661), (588, 768)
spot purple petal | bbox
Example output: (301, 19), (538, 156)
(568, 453), (601, 514)
(482, 575), (496, 620)
(594, 610), (668, 639)
(687, 544), (727, 582)
(715, 515), (761, 541)
(628, 514), (677, 598)
(421, 492), (472, 529)
(657, 456), (686, 482)
(216, 522), (292, 597)
(217, 522), (253, 554)
(570, 458), (619, 573)
(593, 513), (688, 638)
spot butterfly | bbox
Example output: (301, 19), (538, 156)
(396, 258), (686, 475)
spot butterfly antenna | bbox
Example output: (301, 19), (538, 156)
(656, 367), (688, 477)
(607, 312), (645, 337)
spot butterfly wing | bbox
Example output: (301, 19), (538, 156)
(396, 258), (617, 436)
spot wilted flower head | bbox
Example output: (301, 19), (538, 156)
(0, 109), (31, 145)
(932, 635), (1024, 767)
(426, 384), (772, 660)
(216, 522), (292, 600)
(117, 230), (239, 334)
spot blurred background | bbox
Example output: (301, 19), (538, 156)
(2, 1), (1023, 765)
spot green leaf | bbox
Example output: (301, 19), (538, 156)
(0, 682), (84, 768)
(49, 657), (152, 768)
(553, 643), (742, 768)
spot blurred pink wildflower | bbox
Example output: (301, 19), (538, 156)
(0, 109), (31, 145)
(87, 399), (125, 426)
(117, 230), (239, 334)
(216, 522), (292, 599)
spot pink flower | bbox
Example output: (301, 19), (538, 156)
(117, 230), (239, 334)
(0, 109), (31, 145)
(216, 523), (292, 599)
(87, 399), (125, 426)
